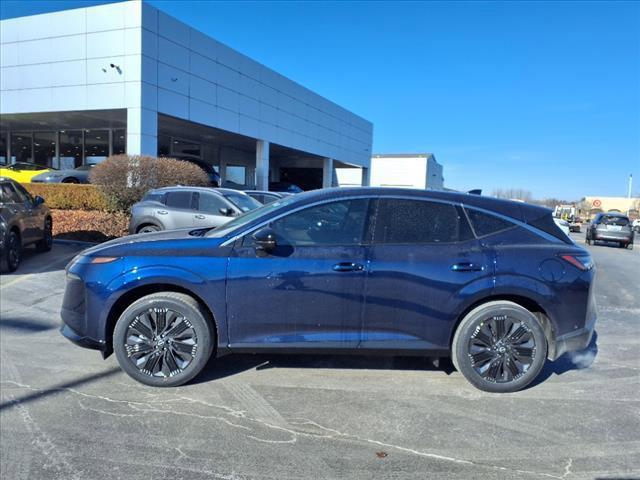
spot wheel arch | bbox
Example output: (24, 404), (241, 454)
(449, 294), (556, 358)
(103, 283), (218, 358)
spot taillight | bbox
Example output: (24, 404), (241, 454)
(560, 254), (593, 271)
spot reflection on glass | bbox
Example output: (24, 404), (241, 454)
(59, 130), (83, 169)
(113, 129), (126, 155)
(0, 131), (7, 164)
(84, 129), (109, 165)
(33, 131), (56, 167)
(10, 132), (32, 164)
(226, 165), (246, 185)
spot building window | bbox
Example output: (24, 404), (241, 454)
(113, 129), (126, 155)
(33, 131), (56, 167)
(158, 135), (171, 157)
(84, 129), (109, 165)
(10, 132), (32, 164)
(0, 131), (7, 164)
(226, 165), (246, 185)
(59, 130), (83, 169)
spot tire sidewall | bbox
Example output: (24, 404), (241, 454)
(452, 301), (547, 393)
(113, 294), (214, 387)
(6, 231), (20, 272)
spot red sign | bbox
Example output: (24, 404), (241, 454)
(593, 199), (602, 208)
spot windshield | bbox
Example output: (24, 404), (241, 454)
(207, 195), (298, 238)
(223, 192), (262, 213)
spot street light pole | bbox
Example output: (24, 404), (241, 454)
(628, 174), (633, 199)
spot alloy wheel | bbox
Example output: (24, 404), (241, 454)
(125, 308), (198, 378)
(468, 315), (536, 383)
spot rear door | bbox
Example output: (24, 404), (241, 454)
(163, 190), (197, 230)
(193, 192), (234, 228)
(361, 198), (489, 352)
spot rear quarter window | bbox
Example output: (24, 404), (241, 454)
(465, 208), (516, 237)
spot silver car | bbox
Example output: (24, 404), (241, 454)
(31, 164), (95, 184)
(129, 186), (261, 234)
(0, 177), (53, 272)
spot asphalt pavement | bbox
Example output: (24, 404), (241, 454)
(0, 233), (638, 480)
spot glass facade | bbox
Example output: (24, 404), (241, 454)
(0, 128), (126, 167)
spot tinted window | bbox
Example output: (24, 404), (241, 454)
(374, 199), (471, 244)
(12, 182), (33, 203)
(196, 192), (227, 214)
(143, 192), (166, 204)
(265, 199), (369, 246)
(0, 182), (22, 204)
(466, 208), (515, 237)
(599, 215), (629, 226)
(165, 191), (193, 210)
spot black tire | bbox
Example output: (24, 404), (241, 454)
(137, 224), (161, 234)
(627, 242), (634, 250)
(35, 217), (53, 252)
(452, 301), (547, 393)
(62, 178), (79, 184)
(3, 230), (21, 272)
(113, 292), (215, 387)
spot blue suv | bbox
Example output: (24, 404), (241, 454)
(60, 188), (596, 392)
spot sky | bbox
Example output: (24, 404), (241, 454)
(2, 0), (639, 200)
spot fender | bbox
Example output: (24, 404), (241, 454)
(132, 215), (165, 232)
(95, 265), (228, 350)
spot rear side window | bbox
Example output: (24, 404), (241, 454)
(374, 199), (473, 244)
(465, 208), (515, 237)
(0, 182), (22, 204)
(165, 191), (193, 210)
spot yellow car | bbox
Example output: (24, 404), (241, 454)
(0, 162), (52, 183)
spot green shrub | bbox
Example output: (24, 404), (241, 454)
(22, 183), (109, 211)
(90, 155), (210, 212)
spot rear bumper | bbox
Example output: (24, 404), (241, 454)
(549, 315), (596, 360)
(593, 231), (633, 242)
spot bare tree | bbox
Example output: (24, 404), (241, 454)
(492, 188), (533, 202)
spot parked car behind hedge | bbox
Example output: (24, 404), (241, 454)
(31, 164), (96, 184)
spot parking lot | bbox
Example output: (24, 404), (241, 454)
(0, 233), (638, 480)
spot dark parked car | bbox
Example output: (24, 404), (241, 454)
(160, 155), (221, 187)
(31, 164), (96, 184)
(61, 188), (596, 393)
(586, 212), (634, 249)
(0, 177), (53, 272)
(244, 190), (290, 205)
(129, 186), (261, 234)
(269, 182), (303, 193)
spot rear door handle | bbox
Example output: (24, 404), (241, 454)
(451, 262), (483, 272)
(156, 210), (168, 215)
(332, 262), (364, 272)
(194, 214), (205, 219)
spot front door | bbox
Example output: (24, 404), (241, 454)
(361, 198), (490, 352)
(226, 198), (371, 349)
(192, 191), (234, 228)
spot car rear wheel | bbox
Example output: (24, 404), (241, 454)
(113, 292), (215, 387)
(62, 178), (79, 183)
(137, 224), (161, 234)
(4, 230), (21, 272)
(627, 242), (634, 250)
(35, 218), (53, 252)
(452, 301), (547, 393)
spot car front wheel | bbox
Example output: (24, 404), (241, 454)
(452, 301), (547, 393)
(137, 224), (161, 234)
(113, 292), (215, 387)
(4, 230), (21, 272)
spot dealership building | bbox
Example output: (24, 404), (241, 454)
(0, 1), (373, 190)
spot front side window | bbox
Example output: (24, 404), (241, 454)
(165, 191), (193, 210)
(195, 192), (227, 214)
(224, 192), (261, 213)
(374, 199), (471, 244)
(0, 182), (22, 204)
(255, 199), (369, 247)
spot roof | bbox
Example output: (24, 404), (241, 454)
(151, 186), (248, 196)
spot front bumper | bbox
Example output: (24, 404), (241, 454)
(60, 323), (105, 351)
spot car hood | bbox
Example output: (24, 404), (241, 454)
(79, 228), (225, 257)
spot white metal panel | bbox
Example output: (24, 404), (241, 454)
(158, 37), (189, 71)
(87, 30), (125, 59)
(86, 2), (126, 32)
(50, 60), (86, 87)
(158, 62), (190, 95)
(158, 87), (189, 118)
(50, 85), (87, 111)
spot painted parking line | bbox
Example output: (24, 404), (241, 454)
(0, 253), (77, 289)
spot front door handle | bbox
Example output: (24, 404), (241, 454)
(194, 214), (205, 219)
(332, 262), (364, 272)
(451, 262), (483, 272)
(156, 210), (168, 215)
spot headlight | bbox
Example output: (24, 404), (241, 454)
(70, 255), (119, 266)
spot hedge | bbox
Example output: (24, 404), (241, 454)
(22, 183), (109, 211)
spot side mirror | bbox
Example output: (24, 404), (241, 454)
(33, 195), (45, 206)
(219, 207), (234, 216)
(252, 227), (277, 253)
